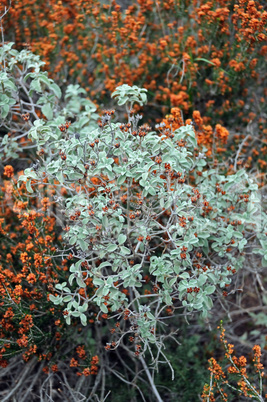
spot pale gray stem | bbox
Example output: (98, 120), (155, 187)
(1, 357), (36, 402)
(139, 355), (163, 402)
(234, 134), (251, 172)
(207, 371), (213, 402)
(20, 361), (45, 402)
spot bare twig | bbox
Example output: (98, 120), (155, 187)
(139, 355), (163, 402)
(1, 357), (36, 402)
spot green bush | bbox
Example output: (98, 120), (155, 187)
(1, 42), (266, 401)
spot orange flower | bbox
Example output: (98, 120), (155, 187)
(3, 165), (14, 178)
(82, 367), (91, 376)
(26, 273), (37, 284)
(208, 357), (226, 380)
(76, 345), (86, 359)
(17, 334), (28, 348)
(215, 124), (229, 143)
(70, 358), (79, 367)
(211, 58), (221, 67)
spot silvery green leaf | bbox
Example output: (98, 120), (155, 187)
(30, 78), (42, 93)
(80, 313), (87, 326)
(78, 239), (88, 252)
(120, 246), (131, 255)
(50, 82), (62, 98)
(79, 303), (88, 313)
(1, 104), (9, 118)
(179, 272), (190, 279)
(107, 244), (117, 252)
(69, 236), (77, 245)
(49, 294), (59, 303)
(118, 234), (127, 245)
(26, 180), (34, 193)
(102, 286), (110, 296)
(203, 295), (213, 309)
(73, 300), (79, 309)
(100, 304), (108, 313)
(71, 311), (81, 317)
(76, 277), (86, 288)
(66, 315), (71, 325)
(148, 186), (156, 196)
(93, 278), (104, 286)
(117, 174), (126, 185)
(99, 262), (112, 269)
(118, 98), (127, 106)
(205, 285), (216, 295)
(69, 274), (75, 286)
(238, 238), (247, 251)
(63, 295), (73, 302)
(169, 277), (177, 287)
(198, 274), (207, 286)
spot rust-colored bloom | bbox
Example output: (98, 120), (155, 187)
(3, 165), (14, 178)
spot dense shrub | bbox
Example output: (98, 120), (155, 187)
(15, 78), (263, 341)
(2, 0), (267, 172)
(1, 6), (267, 400)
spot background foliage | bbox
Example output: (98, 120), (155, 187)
(0, 1), (266, 401)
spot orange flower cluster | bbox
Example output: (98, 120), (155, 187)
(208, 357), (226, 380)
(202, 323), (266, 401)
(3, 165), (14, 178)
(232, 0), (267, 43)
(160, 107), (229, 156)
(253, 345), (264, 373)
(1, 0), (266, 171)
(0, 174), (98, 368)
(69, 348), (99, 377)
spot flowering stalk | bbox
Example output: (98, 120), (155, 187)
(202, 322), (266, 402)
